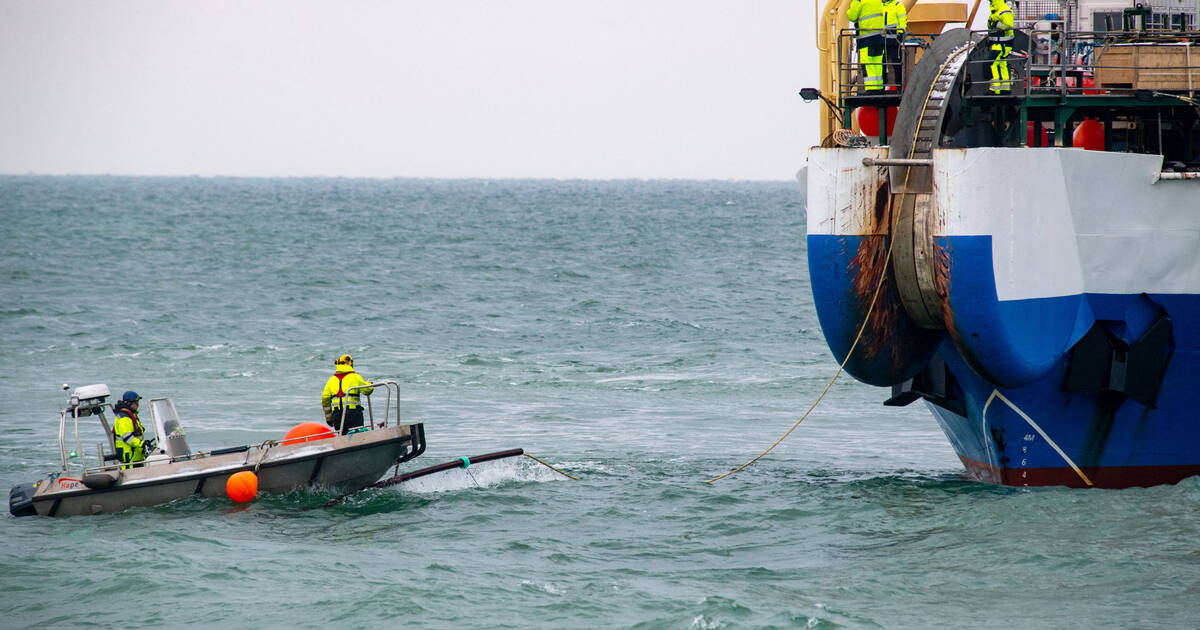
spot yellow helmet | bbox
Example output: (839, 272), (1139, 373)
(336, 354), (353, 367)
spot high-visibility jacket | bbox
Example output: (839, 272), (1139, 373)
(988, 0), (1015, 45)
(322, 365), (373, 413)
(847, 0), (887, 36)
(882, 0), (907, 35)
(113, 409), (146, 466)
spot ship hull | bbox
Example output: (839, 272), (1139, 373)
(806, 146), (1200, 487)
(925, 329), (1200, 488)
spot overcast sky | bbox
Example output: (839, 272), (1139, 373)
(0, 1), (824, 180)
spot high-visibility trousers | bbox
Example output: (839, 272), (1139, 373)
(858, 35), (885, 92)
(989, 43), (1012, 93)
(116, 440), (144, 470)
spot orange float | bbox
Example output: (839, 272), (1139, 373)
(226, 471), (258, 503)
(1073, 118), (1104, 151)
(282, 421), (335, 445)
(856, 106), (898, 138)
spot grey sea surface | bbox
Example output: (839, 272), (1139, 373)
(2, 176), (1196, 629)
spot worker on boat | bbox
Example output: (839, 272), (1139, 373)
(847, 0), (886, 92)
(987, 0), (1015, 94)
(113, 391), (146, 468)
(322, 354), (374, 434)
(882, 0), (907, 90)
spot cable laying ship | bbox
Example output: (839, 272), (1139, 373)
(804, 0), (1199, 486)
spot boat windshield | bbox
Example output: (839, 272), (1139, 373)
(148, 398), (191, 458)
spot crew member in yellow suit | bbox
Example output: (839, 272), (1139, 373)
(322, 354), (374, 434)
(882, 0), (908, 90)
(987, 0), (1015, 94)
(847, 0), (886, 91)
(113, 390), (146, 468)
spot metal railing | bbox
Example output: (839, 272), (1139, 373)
(836, 28), (935, 99)
(60, 403), (120, 477)
(834, 26), (1200, 102)
(957, 24), (1200, 98)
(338, 379), (402, 433)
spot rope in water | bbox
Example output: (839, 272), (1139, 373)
(706, 45), (970, 483)
(524, 453), (579, 480)
(704, 247), (893, 483)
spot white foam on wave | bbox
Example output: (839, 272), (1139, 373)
(396, 456), (566, 494)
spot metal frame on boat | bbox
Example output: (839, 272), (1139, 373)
(9, 382), (425, 516)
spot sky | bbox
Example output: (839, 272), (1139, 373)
(0, 1), (823, 180)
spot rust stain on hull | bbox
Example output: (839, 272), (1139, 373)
(848, 178), (898, 366)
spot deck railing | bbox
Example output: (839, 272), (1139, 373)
(835, 26), (1200, 103)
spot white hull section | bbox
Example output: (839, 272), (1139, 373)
(806, 146), (1200, 302)
(933, 147), (1200, 300)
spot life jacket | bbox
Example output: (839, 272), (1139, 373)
(331, 370), (358, 408)
(113, 408), (144, 443)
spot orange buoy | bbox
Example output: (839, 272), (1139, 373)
(282, 421), (336, 445)
(226, 471), (258, 503)
(1073, 118), (1104, 151)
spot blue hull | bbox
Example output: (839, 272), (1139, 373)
(809, 233), (1200, 488)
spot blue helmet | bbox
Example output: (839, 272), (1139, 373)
(122, 391), (141, 402)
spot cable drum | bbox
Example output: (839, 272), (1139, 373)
(888, 29), (977, 330)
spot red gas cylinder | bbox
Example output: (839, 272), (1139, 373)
(1026, 121), (1049, 147)
(856, 106), (898, 138)
(1073, 118), (1104, 151)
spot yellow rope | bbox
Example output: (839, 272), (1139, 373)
(706, 44), (970, 483)
(524, 453), (579, 480)
(705, 246), (893, 483)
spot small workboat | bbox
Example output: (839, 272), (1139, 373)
(9, 382), (425, 517)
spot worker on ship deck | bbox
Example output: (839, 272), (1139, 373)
(322, 354), (374, 434)
(847, 0), (887, 92)
(882, 0), (907, 90)
(113, 391), (147, 468)
(987, 0), (1015, 94)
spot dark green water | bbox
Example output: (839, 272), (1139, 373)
(2, 177), (1197, 628)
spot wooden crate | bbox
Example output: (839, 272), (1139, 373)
(1095, 43), (1200, 90)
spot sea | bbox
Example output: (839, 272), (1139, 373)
(2, 176), (1197, 629)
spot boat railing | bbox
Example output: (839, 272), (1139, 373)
(960, 24), (1199, 99)
(834, 25), (1199, 107)
(836, 28), (935, 104)
(338, 380), (402, 434)
(60, 403), (123, 478)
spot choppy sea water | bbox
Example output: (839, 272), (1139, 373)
(2, 176), (1197, 629)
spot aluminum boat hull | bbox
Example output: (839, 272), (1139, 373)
(27, 423), (425, 516)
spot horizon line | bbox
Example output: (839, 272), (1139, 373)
(0, 172), (798, 183)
